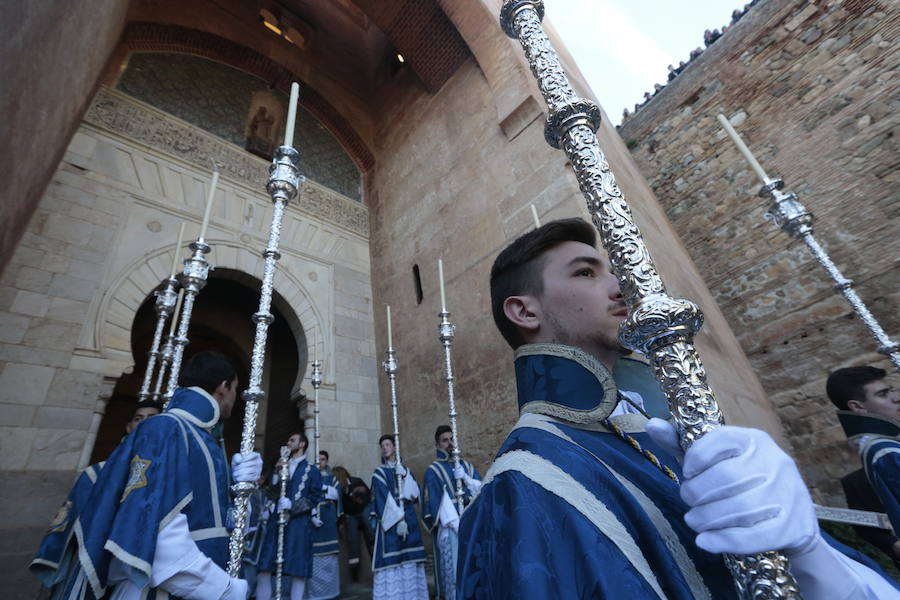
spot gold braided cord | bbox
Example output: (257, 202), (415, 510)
(604, 418), (680, 484)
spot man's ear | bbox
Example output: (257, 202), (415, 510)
(213, 379), (229, 398)
(503, 295), (540, 334)
(847, 399), (867, 413)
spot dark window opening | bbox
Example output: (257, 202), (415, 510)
(412, 264), (424, 305)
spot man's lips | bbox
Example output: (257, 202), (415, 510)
(611, 307), (629, 317)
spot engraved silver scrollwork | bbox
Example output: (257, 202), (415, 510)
(274, 445), (291, 600)
(227, 145), (302, 576)
(499, 2), (802, 597)
(759, 179), (899, 370)
(163, 241), (212, 407)
(138, 277), (179, 401)
(438, 311), (466, 511)
(382, 345), (407, 522)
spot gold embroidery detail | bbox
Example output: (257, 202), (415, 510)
(121, 456), (152, 502)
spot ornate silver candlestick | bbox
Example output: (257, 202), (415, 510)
(138, 276), (179, 401)
(382, 335), (407, 536)
(227, 144), (302, 575)
(274, 445), (291, 600)
(311, 357), (323, 460)
(438, 310), (466, 511)
(162, 240), (212, 406)
(499, 2), (800, 597)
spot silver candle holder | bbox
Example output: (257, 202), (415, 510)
(274, 445), (291, 600)
(138, 276), (179, 401)
(311, 357), (323, 460)
(438, 310), (466, 511)
(499, 2), (800, 597)
(227, 144), (303, 575)
(382, 344), (407, 535)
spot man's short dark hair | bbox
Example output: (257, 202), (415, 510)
(826, 366), (886, 410)
(434, 424), (452, 444)
(490, 218), (597, 349)
(179, 351), (237, 395)
(134, 400), (161, 414)
(379, 434), (395, 446)
(319, 450), (329, 460)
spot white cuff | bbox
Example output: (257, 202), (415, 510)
(790, 535), (900, 600)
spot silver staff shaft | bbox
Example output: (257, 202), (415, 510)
(274, 446), (291, 600)
(756, 178), (899, 370)
(227, 145), (302, 576)
(438, 310), (466, 511)
(138, 277), (179, 401)
(152, 335), (174, 403)
(814, 504), (894, 532)
(499, 2), (801, 597)
(311, 358), (323, 460)
(163, 241), (212, 407)
(382, 347), (405, 516)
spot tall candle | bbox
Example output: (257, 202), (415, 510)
(438, 259), (447, 313)
(386, 305), (393, 350)
(313, 326), (318, 363)
(198, 170), (220, 241)
(169, 222), (186, 278)
(717, 114), (770, 184)
(169, 288), (185, 337)
(530, 204), (541, 228)
(284, 82), (300, 147)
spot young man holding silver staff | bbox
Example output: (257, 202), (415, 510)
(457, 218), (900, 599)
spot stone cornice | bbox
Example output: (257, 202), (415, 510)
(84, 86), (369, 238)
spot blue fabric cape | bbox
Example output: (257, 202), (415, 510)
(370, 462), (425, 571)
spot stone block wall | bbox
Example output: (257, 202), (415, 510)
(618, 0), (899, 503)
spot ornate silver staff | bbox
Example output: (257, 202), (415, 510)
(138, 224), (185, 402)
(152, 289), (183, 403)
(274, 445), (291, 600)
(163, 167), (220, 405)
(382, 306), (407, 536)
(227, 83), (304, 575)
(499, 2), (801, 597)
(717, 115), (900, 371)
(311, 337), (323, 460)
(436, 260), (466, 510)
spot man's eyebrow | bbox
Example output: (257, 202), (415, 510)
(566, 256), (602, 267)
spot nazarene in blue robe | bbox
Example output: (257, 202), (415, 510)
(33, 387), (231, 600)
(258, 455), (323, 577)
(422, 447), (480, 598)
(839, 410), (900, 535)
(370, 461), (426, 571)
(311, 465), (343, 557)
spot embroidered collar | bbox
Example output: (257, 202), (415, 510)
(513, 343), (618, 424)
(435, 447), (452, 462)
(837, 410), (900, 442)
(167, 386), (220, 430)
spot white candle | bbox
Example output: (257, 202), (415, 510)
(313, 327), (318, 363)
(284, 82), (300, 147)
(169, 222), (186, 278)
(438, 259), (447, 313)
(198, 170), (220, 241)
(530, 204), (541, 229)
(717, 113), (770, 184)
(386, 305), (393, 350)
(169, 288), (185, 337)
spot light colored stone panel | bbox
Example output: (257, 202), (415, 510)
(0, 312), (31, 343)
(47, 273), (97, 302)
(0, 427), (37, 469)
(23, 320), (81, 352)
(45, 369), (104, 410)
(0, 403), (36, 426)
(46, 297), (91, 324)
(10, 290), (51, 317)
(0, 363), (56, 405)
(43, 214), (94, 247)
(34, 406), (94, 430)
(26, 428), (85, 471)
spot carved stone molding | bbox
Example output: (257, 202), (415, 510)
(84, 86), (369, 237)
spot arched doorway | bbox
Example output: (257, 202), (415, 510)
(91, 269), (307, 468)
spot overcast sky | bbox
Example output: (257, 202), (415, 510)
(550, 0), (746, 124)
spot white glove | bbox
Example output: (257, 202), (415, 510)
(231, 452), (262, 484)
(222, 577), (249, 600)
(311, 516), (323, 528)
(277, 497), (292, 512)
(645, 417), (684, 460)
(396, 519), (408, 538)
(395, 464), (408, 477)
(400, 474), (419, 501)
(324, 485), (339, 501)
(677, 424), (818, 557)
(260, 509), (270, 521)
(453, 464), (482, 494)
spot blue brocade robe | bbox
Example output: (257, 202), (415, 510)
(312, 466), (343, 557)
(370, 462), (426, 571)
(33, 387), (231, 599)
(423, 448), (480, 599)
(258, 456), (323, 577)
(839, 411), (900, 535)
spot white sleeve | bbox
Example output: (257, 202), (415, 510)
(609, 391), (646, 418)
(150, 513), (247, 600)
(790, 536), (900, 600)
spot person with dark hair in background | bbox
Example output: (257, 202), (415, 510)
(31, 350), (261, 599)
(370, 434), (427, 599)
(307, 450), (342, 600)
(255, 431), (323, 600)
(422, 425), (481, 599)
(829, 366), (900, 565)
(456, 218), (899, 599)
(333, 465), (374, 582)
